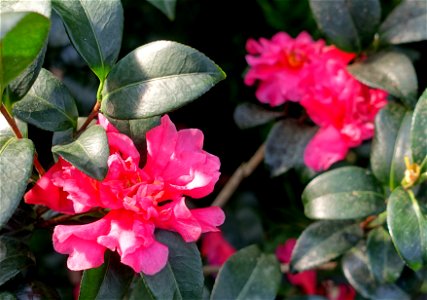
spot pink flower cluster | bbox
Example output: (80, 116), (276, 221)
(276, 239), (356, 300)
(25, 114), (224, 275)
(244, 32), (387, 171)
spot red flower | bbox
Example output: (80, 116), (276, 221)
(25, 114), (224, 274)
(201, 231), (236, 266)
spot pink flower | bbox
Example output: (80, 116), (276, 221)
(301, 59), (387, 171)
(201, 231), (236, 266)
(25, 114), (224, 274)
(244, 32), (354, 106)
(276, 239), (318, 295)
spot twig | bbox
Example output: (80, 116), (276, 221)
(203, 265), (221, 275)
(1, 103), (45, 176)
(211, 143), (265, 207)
(77, 101), (101, 134)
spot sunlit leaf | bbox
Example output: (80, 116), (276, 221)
(411, 89), (427, 170)
(379, 0), (427, 44)
(145, 0), (176, 21)
(0, 137), (34, 228)
(211, 245), (281, 300)
(12, 68), (79, 131)
(101, 41), (226, 119)
(302, 167), (385, 219)
(348, 50), (418, 108)
(309, 0), (381, 52)
(370, 103), (412, 189)
(52, 125), (109, 180)
(290, 220), (363, 272)
(141, 230), (204, 300)
(52, 0), (123, 81)
(0, 113), (27, 138)
(387, 187), (427, 271)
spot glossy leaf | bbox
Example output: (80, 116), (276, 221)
(101, 41), (226, 119)
(411, 89), (427, 169)
(348, 50), (418, 108)
(0, 137), (34, 228)
(387, 187), (427, 271)
(52, 0), (123, 80)
(52, 125), (109, 180)
(379, 0), (427, 45)
(342, 244), (410, 299)
(290, 220), (363, 272)
(0, 12), (50, 94)
(141, 230), (204, 300)
(79, 252), (134, 300)
(233, 102), (283, 129)
(146, 0), (176, 21)
(309, 0), (381, 52)
(0, 0), (50, 103)
(211, 245), (281, 300)
(265, 119), (316, 176)
(12, 68), (79, 131)
(367, 227), (405, 283)
(302, 166), (384, 219)
(370, 103), (413, 189)
(0, 236), (35, 285)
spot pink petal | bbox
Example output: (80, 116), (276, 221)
(121, 240), (168, 274)
(201, 232), (235, 266)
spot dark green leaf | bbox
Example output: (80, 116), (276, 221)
(52, 125), (109, 180)
(0, 12), (50, 94)
(367, 226), (405, 283)
(0, 236), (35, 285)
(0, 113), (27, 138)
(233, 103), (283, 130)
(0, 0), (50, 103)
(79, 252), (135, 300)
(145, 0), (176, 21)
(379, 0), (427, 44)
(127, 277), (154, 300)
(52, 128), (74, 146)
(411, 89), (427, 169)
(0, 137), (34, 228)
(265, 119), (316, 177)
(12, 68), (78, 131)
(0, 292), (15, 300)
(141, 230), (204, 300)
(211, 245), (281, 300)
(387, 187), (427, 271)
(348, 50), (418, 107)
(309, 0), (381, 52)
(342, 244), (410, 299)
(302, 166), (385, 219)
(290, 220), (363, 272)
(52, 0), (123, 81)
(370, 103), (413, 189)
(101, 41), (226, 119)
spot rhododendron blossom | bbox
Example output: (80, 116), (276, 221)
(25, 114), (224, 275)
(201, 231), (236, 266)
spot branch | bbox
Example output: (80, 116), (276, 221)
(211, 143), (265, 207)
(77, 101), (101, 134)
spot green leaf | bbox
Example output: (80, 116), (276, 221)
(367, 226), (405, 283)
(127, 277), (155, 300)
(101, 41), (226, 119)
(0, 137), (34, 228)
(348, 50), (418, 108)
(233, 103), (283, 130)
(0, 0), (51, 103)
(211, 245), (281, 300)
(309, 0), (381, 52)
(302, 166), (385, 219)
(290, 220), (363, 272)
(52, 125), (109, 180)
(371, 103), (413, 189)
(79, 252), (134, 300)
(141, 230), (204, 300)
(12, 68), (79, 131)
(265, 119), (316, 177)
(0, 12), (50, 95)
(411, 89), (427, 169)
(0, 236), (35, 286)
(379, 0), (427, 45)
(0, 113), (27, 138)
(387, 187), (427, 271)
(52, 0), (123, 81)
(342, 243), (410, 300)
(145, 0), (176, 21)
